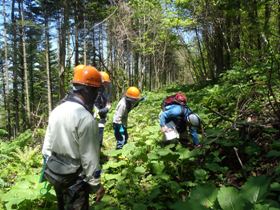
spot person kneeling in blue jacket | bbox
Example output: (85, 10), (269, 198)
(159, 92), (202, 148)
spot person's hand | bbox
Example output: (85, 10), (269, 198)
(161, 126), (171, 133)
(95, 185), (105, 203)
(106, 103), (111, 109)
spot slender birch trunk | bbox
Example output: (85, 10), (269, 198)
(44, 14), (52, 114)
(83, 13), (87, 65)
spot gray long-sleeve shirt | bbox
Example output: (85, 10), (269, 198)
(42, 100), (101, 187)
(113, 97), (129, 126)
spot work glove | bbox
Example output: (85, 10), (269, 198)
(98, 107), (109, 118)
(119, 125), (125, 134)
(139, 96), (146, 102)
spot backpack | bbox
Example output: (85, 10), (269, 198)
(161, 93), (205, 133)
(161, 92), (187, 111)
(161, 92), (188, 133)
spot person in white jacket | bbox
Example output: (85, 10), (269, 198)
(42, 65), (105, 210)
(113, 87), (144, 149)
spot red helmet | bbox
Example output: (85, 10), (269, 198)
(175, 92), (187, 106)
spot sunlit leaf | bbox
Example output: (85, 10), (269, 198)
(217, 186), (245, 210)
(189, 183), (218, 208)
(241, 176), (270, 204)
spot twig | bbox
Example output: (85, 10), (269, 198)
(233, 147), (244, 169)
(204, 106), (234, 123)
(32, 114), (44, 138)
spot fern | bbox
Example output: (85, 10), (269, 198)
(11, 146), (41, 173)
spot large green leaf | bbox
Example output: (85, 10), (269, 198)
(1, 175), (45, 209)
(169, 200), (208, 210)
(133, 203), (148, 210)
(254, 204), (269, 210)
(134, 166), (146, 174)
(217, 186), (245, 210)
(147, 151), (160, 160)
(103, 149), (122, 157)
(193, 169), (209, 182)
(189, 183), (218, 208)
(103, 173), (123, 181)
(103, 160), (127, 169)
(150, 160), (165, 175)
(158, 147), (174, 156)
(270, 182), (280, 192)
(241, 176), (270, 204)
(177, 148), (191, 160)
(266, 150), (280, 158)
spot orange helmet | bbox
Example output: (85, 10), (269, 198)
(73, 65), (102, 87)
(74, 64), (85, 73)
(126, 86), (141, 99)
(100, 71), (111, 83)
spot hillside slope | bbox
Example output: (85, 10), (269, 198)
(0, 82), (279, 210)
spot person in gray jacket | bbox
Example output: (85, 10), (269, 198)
(113, 86), (144, 149)
(42, 65), (105, 210)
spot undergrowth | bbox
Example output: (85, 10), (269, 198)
(0, 66), (279, 209)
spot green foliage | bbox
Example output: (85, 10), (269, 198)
(0, 175), (55, 210)
(0, 130), (32, 155)
(240, 176), (271, 205)
(189, 184), (218, 208)
(10, 146), (41, 173)
(0, 129), (8, 138)
(1, 83), (280, 209)
(217, 186), (245, 210)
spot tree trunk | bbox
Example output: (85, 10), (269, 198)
(98, 24), (103, 65)
(2, 0), (11, 138)
(149, 54), (152, 91)
(11, 0), (19, 136)
(44, 14), (53, 114)
(247, 0), (261, 51)
(154, 54), (159, 89)
(195, 27), (207, 79)
(278, 0), (280, 46)
(161, 40), (167, 88)
(83, 13), (87, 65)
(213, 23), (224, 77)
(263, 2), (271, 37)
(20, 0), (31, 126)
(232, 0), (241, 60)
(59, 3), (67, 98)
(74, 0), (79, 65)
(92, 25), (96, 67)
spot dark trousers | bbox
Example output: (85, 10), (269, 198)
(113, 123), (128, 149)
(44, 168), (90, 210)
(53, 182), (89, 210)
(98, 118), (107, 146)
(99, 127), (104, 146)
